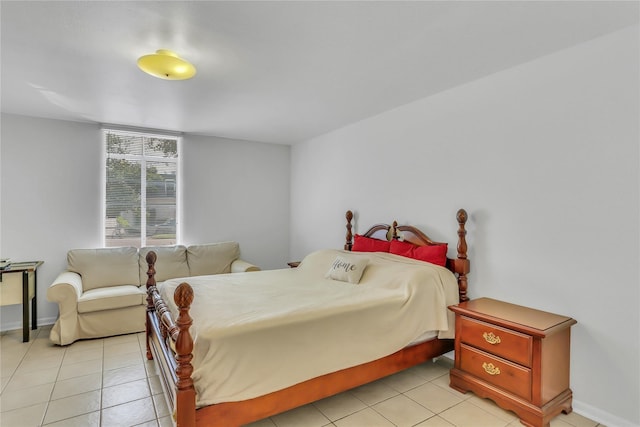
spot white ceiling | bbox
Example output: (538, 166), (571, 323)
(1, 1), (637, 144)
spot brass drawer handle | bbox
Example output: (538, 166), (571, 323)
(483, 332), (501, 344)
(482, 362), (501, 375)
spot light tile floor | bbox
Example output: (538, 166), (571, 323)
(1, 326), (603, 427)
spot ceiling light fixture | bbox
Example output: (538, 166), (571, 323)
(137, 49), (196, 80)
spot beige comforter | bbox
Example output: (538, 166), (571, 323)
(159, 249), (459, 407)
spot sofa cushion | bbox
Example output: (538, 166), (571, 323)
(139, 245), (189, 285)
(68, 247), (139, 291)
(187, 242), (240, 276)
(77, 285), (146, 314)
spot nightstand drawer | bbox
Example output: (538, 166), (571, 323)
(459, 316), (533, 367)
(459, 344), (532, 401)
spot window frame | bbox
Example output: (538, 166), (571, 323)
(101, 127), (182, 248)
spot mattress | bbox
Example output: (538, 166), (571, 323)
(159, 248), (459, 406)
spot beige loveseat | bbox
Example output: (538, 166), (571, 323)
(47, 242), (259, 346)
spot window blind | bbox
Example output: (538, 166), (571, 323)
(104, 129), (179, 248)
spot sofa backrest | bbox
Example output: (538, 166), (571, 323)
(68, 242), (243, 291)
(67, 247), (139, 291)
(187, 242), (240, 276)
(138, 245), (189, 286)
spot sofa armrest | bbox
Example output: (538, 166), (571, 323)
(231, 259), (261, 273)
(47, 271), (83, 302)
(47, 271), (84, 345)
(47, 271), (82, 303)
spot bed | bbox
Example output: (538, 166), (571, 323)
(145, 209), (470, 427)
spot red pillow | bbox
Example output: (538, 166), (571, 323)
(388, 239), (415, 258)
(411, 244), (448, 267)
(389, 240), (448, 267)
(352, 234), (391, 252)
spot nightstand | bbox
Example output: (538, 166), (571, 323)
(449, 298), (576, 427)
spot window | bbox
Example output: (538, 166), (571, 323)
(104, 129), (180, 248)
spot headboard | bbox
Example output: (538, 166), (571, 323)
(344, 209), (470, 302)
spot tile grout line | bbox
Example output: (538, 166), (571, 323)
(100, 335), (105, 427)
(40, 326), (65, 427)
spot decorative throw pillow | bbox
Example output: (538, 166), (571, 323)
(325, 255), (368, 284)
(138, 245), (189, 285)
(389, 240), (448, 267)
(389, 240), (415, 258)
(67, 247), (139, 291)
(187, 242), (240, 276)
(411, 244), (448, 267)
(352, 234), (391, 253)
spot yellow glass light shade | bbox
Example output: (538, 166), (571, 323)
(137, 49), (196, 80)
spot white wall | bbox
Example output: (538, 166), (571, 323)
(290, 26), (639, 426)
(0, 114), (290, 328)
(181, 134), (290, 270)
(1, 116), (102, 326)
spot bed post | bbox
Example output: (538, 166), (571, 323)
(455, 209), (470, 302)
(174, 283), (196, 427)
(344, 210), (353, 250)
(145, 251), (157, 361)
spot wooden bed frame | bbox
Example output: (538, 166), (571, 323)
(145, 209), (470, 427)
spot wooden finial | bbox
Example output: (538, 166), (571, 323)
(392, 220), (399, 240)
(345, 210), (354, 251)
(175, 282), (194, 309)
(146, 251), (157, 289)
(456, 209), (468, 260)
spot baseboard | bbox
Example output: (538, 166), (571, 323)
(0, 317), (56, 333)
(573, 399), (639, 427)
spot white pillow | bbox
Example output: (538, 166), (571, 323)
(187, 242), (240, 276)
(139, 245), (189, 285)
(325, 255), (368, 284)
(67, 247), (139, 291)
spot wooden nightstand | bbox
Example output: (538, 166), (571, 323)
(449, 298), (576, 427)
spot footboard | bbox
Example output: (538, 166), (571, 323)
(145, 251), (196, 427)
